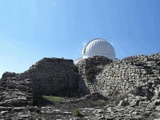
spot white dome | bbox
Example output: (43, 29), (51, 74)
(82, 38), (115, 60)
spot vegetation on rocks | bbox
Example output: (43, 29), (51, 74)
(0, 52), (160, 119)
(85, 66), (102, 82)
(73, 109), (84, 117)
(43, 96), (64, 102)
(84, 56), (112, 82)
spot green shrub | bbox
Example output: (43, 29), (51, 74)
(73, 109), (83, 117)
(83, 56), (113, 82)
(85, 66), (102, 82)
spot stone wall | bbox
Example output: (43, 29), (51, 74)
(0, 58), (84, 106)
(76, 56), (113, 94)
(82, 53), (160, 101)
(0, 53), (160, 106)
(26, 58), (81, 98)
(0, 53), (160, 119)
(0, 72), (33, 107)
(4, 53), (159, 101)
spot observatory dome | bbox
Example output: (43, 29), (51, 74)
(82, 38), (115, 60)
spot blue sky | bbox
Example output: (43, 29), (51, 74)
(0, 0), (160, 77)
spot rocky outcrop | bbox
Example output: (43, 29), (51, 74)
(0, 53), (160, 119)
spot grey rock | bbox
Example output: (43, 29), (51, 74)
(156, 105), (160, 111)
(93, 109), (104, 113)
(98, 116), (106, 120)
(13, 107), (26, 112)
(1, 111), (9, 116)
(154, 118), (160, 120)
(28, 106), (41, 113)
(155, 99), (160, 106)
(147, 102), (155, 109)
(0, 106), (12, 111)
(4, 98), (26, 106)
(118, 100), (129, 106)
(0, 52), (160, 119)
(130, 99), (138, 107)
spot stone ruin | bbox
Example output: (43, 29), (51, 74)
(25, 58), (82, 104)
(0, 52), (160, 119)
(82, 53), (160, 99)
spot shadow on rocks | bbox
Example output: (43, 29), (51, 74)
(33, 95), (54, 106)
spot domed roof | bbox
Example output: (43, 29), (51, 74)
(82, 38), (115, 60)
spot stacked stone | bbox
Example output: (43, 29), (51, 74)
(83, 53), (160, 109)
(27, 58), (80, 98)
(76, 56), (113, 94)
(0, 58), (82, 119)
(0, 72), (33, 119)
(0, 53), (160, 119)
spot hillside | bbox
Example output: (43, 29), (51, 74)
(0, 53), (160, 119)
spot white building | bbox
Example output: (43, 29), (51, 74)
(75, 38), (116, 64)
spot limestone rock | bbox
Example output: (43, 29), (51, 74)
(0, 52), (160, 119)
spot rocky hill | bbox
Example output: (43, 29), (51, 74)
(0, 53), (160, 119)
